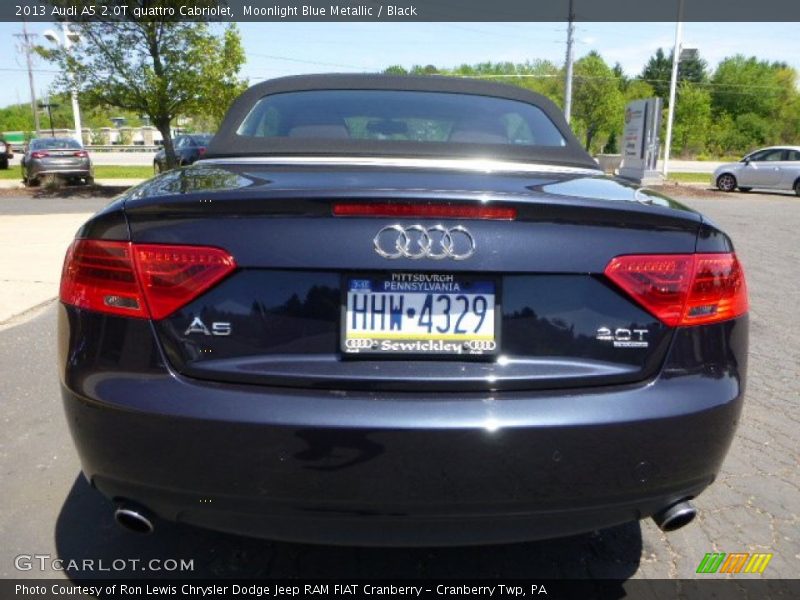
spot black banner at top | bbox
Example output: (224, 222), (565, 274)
(6, 0), (800, 22)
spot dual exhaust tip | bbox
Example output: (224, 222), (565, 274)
(652, 499), (697, 532)
(114, 503), (154, 534)
(112, 498), (697, 536)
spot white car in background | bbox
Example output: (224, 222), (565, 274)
(713, 146), (800, 195)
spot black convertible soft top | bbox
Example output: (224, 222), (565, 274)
(206, 74), (597, 170)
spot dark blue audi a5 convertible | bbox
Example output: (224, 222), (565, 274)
(58, 74), (748, 545)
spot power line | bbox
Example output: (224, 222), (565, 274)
(246, 52), (362, 70)
(0, 67), (60, 74)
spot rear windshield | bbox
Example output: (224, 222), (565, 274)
(237, 90), (566, 147)
(31, 138), (82, 150)
(189, 135), (213, 145)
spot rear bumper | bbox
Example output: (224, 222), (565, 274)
(59, 312), (746, 546)
(29, 164), (92, 178)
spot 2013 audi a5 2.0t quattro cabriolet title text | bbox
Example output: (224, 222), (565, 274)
(58, 75), (748, 544)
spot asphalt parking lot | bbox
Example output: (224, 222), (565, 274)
(0, 186), (797, 581)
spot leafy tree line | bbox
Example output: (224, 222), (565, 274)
(0, 98), (150, 137)
(0, 93), (220, 143)
(386, 50), (800, 158)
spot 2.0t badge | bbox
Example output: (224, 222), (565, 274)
(596, 326), (649, 348)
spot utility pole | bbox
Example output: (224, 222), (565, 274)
(14, 20), (41, 135)
(662, 0), (685, 178)
(563, 0), (575, 124)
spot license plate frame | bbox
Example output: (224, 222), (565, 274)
(340, 272), (501, 358)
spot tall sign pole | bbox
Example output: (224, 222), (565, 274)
(662, 0), (685, 177)
(564, 0), (575, 124)
(62, 22), (83, 144)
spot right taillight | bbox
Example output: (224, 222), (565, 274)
(604, 253), (748, 327)
(60, 239), (236, 319)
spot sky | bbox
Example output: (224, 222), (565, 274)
(0, 21), (797, 109)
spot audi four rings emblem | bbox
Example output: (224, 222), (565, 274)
(373, 225), (476, 260)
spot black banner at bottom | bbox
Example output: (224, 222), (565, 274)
(3, 579), (800, 600)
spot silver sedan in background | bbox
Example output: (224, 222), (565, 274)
(713, 146), (800, 195)
(21, 137), (94, 187)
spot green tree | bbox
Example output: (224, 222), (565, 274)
(641, 48), (707, 102)
(672, 82), (712, 156)
(450, 60), (564, 105)
(679, 51), (708, 86)
(708, 55), (800, 152)
(410, 64), (440, 75)
(0, 103), (40, 132)
(38, 11), (245, 167)
(774, 66), (800, 144)
(623, 79), (656, 103)
(0, 95), (145, 136)
(191, 25), (247, 131)
(612, 62), (628, 92)
(383, 65), (408, 75)
(641, 48), (671, 99)
(708, 112), (774, 156)
(711, 55), (787, 118)
(572, 52), (624, 152)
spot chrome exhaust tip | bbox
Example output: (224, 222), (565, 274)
(114, 504), (155, 534)
(652, 499), (696, 532)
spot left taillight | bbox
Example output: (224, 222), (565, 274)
(60, 240), (236, 319)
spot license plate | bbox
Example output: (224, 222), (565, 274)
(342, 274), (497, 356)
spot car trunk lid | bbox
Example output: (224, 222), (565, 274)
(122, 163), (701, 391)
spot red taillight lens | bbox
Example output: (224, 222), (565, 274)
(198, 146), (207, 157)
(333, 202), (517, 220)
(73, 150), (88, 158)
(31, 151), (49, 159)
(60, 240), (144, 317)
(604, 253), (748, 327)
(685, 254), (749, 325)
(132, 244), (236, 319)
(60, 240), (236, 320)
